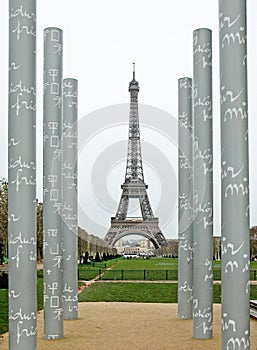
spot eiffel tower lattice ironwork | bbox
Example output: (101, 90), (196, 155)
(104, 64), (168, 249)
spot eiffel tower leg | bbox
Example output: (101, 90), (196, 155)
(105, 226), (119, 246)
(116, 193), (129, 220)
(139, 192), (153, 219)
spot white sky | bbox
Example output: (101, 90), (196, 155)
(1, 0), (257, 239)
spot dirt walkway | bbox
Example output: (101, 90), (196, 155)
(1, 303), (257, 350)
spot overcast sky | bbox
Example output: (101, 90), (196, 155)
(1, 0), (257, 240)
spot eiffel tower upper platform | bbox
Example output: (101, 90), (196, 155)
(104, 64), (168, 249)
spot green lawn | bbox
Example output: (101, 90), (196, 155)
(78, 259), (120, 280)
(37, 275), (44, 310)
(78, 266), (102, 280)
(115, 257), (178, 270)
(0, 289), (8, 334)
(251, 261), (257, 269)
(78, 282), (178, 303)
(78, 282), (257, 304)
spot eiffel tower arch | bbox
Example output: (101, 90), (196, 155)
(104, 64), (168, 249)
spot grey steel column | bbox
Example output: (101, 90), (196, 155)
(178, 77), (193, 319)
(192, 28), (213, 339)
(219, 1), (250, 349)
(8, 1), (37, 349)
(43, 27), (63, 339)
(62, 78), (78, 319)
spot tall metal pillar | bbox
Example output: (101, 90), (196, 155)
(178, 77), (193, 319)
(219, 1), (250, 348)
(192, 28), (213, 339)
(62, 78), (78, 319)
(8, 1), (37, 348)
(43, 27), (64, 339)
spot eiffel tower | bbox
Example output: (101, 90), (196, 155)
(104, 64), (168, 249)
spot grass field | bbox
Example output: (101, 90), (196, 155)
(78, 259), (119, 280)
(79, 283), (178, 303)
(114, 258), (178, 270)
(114, 258), (257, 271)
(0, 289), (8, 334)
(78, 282), (257, 304)
(78, 266), (103, 280)
(104, 258), (257, 270)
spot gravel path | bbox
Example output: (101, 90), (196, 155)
(1, 303), (257, 350)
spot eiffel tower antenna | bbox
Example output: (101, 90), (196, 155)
(104, 65), (167, 249)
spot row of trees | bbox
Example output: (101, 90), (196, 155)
(0, 179), (116, 264)
(78, 227), (117, 263)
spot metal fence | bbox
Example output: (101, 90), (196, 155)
(77, 269), (257, 281)
(99, 269), (178, 281)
